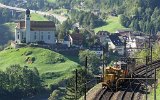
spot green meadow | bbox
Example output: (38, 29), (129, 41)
(94, 16), (129, 33)
(0, 47), (79, 86)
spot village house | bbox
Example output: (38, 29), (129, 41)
(70, 33), (84, 47)
(108, 34), (124, 55)
(63, 34), (73, 47)
(96, 31), (110, 45)
(116, 32), (137, 55)
(96, 31), (124, 55)
(90, 41), (104, 57)
(15, 9), (56, 45)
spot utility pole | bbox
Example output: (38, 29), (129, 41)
(102, 47), (105, 83)
(146, 56), (149, 100)
(149, 33), (156, 100)
(75, 69), (78, 100)
(84, 56), (87, 100)
(151, 46), (157, 100)
(124, 38), (127, 57)
(154, 61), (157, 100)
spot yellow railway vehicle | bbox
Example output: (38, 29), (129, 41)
(102, 58), (136, 88)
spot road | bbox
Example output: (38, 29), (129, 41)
(0, 3), (67, 24)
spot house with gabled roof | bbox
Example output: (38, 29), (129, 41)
(108, 34), (124, 55)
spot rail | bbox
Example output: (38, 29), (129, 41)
(94, 60), (160, 100)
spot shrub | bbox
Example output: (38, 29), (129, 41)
(41, 72), (61, 79)
(25, 56), (36, 64)
(23, 51), (32, 56)
(48, 90), (60, 100)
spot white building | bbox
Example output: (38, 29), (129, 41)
(90, 42), (104, 57)
(15, 9), (56, 44)
(108, 34), (124, 55)
(63, 34), (73, 47)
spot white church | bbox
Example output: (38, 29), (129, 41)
(15, 9), (56, 44)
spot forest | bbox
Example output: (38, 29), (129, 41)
(1, 0), (160, 34)
(0, 65), (42, 100)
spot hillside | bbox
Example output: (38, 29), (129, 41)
(30, 13), (48, 21)
(0, 47), (80, 86)
(94, 16), (128, 33)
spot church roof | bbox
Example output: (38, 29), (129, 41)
(26, 9), (30, 15)
(16, 21), (55, 31)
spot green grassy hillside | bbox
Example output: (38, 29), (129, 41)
(31, 13), (48, 21)
(0, 47), (79, 86)
(94, 16), (129, 33)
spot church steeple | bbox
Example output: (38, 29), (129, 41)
(25, 9), (31, 43)
(26, 9), (30, 20)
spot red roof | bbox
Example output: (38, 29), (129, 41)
(16, 21), (55, 31)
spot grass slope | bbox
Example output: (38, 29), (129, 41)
(94, 16), (129, 33)
(31, 13), (48, 21)
(0, 47), (79, 86)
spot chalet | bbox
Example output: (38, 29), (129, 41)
(15, 9), (56, 45)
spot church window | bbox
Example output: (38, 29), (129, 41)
(34, 33), (37, 40)
(22, 32), (23, 39)
(18, 34), (19, 39)
(34, 35), (36, 40)
(41, 35), (43, 40)
(48, 35), (50, 40)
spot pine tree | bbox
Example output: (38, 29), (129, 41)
(65, 68), (94, 99)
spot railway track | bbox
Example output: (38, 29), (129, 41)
(135, 61), (160, 77)
(94, 88), (114, 100)
(122, 82), (141, 100)
(100, 89), (114, 100)
(114, 79), (141, 100)
(134, 60), (160, 75)
(94, 60), (160, 100)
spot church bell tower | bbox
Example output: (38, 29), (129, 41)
(25, 9), (31, 43)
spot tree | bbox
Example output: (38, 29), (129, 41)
(60, 19), (72, 33)
(79, 50), (100, 74)
(48, 90), (60, 100)
(65, 68), (94, 100)
(38, 0), (44, 9)
(0, 65), (43, 99)
(120, 14), (131, 27)
(131, 18), (140, 31)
